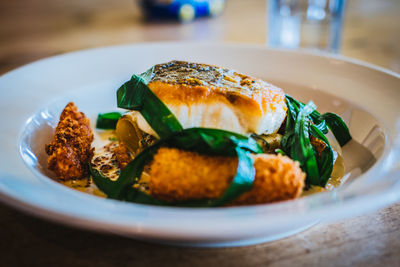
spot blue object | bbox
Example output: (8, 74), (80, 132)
(140, 0), (225, 22)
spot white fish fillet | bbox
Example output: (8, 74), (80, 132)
(130, 61), (287, 136)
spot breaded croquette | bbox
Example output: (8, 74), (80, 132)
(148, 148), (305, 205)
(149, 148), (238, 201)
(231, 154), (305, 205)
(45, 102), (94, 180)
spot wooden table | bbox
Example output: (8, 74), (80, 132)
(0, 0), (399, 266)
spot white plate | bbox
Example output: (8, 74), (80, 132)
(1, 42), (400, 247)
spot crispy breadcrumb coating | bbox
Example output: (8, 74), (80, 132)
(149, 148), (305, 205)
(231, 154), (305, 205)
(45, 102), (94, 180)
(113, 142), (133, 169)
(149, 148), (238, 201)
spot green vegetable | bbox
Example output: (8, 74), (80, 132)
(320, 112), (351, 147)
(283, 95), (351, 187)
(310, 125), (334, 186)
(116, 68), (183, 138)
(285, 95), (328, 133)
(275, 149), (286, 155)
(89, 165), (117, 193)
(285, 95), (351, 146)
(292, 101), (320, 185)
(96, 112), (123, 129)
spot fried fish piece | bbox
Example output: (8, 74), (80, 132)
(128, 61), (287, 137)
(148, 148), (305, 205)
(45, 102), (94, 180)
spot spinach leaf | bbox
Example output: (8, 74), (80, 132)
(283, 95), (346, 187)
(320, 112), (351, 146)
(116, 68), (183, 138)
(285, 94), (351, 146)
(292, 101), (320, 185)
(96, 112), (123, 129)
(310, 125), (334, 186)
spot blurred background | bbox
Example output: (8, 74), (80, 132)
(0, 0), (399, 74)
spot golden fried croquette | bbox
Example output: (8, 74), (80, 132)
(45, 102), (94, 180)
(231, 154), (305, 205)
(149, 148), (238, 201)
(148, 148), (305, 205)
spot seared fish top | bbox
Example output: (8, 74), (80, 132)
(152, 61), (261, 94)
(131, 60), (287, 136)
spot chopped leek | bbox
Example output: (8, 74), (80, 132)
(96, 112), (122, 129)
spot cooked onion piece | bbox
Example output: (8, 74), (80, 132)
(116, 114), (142, 154)
(116, 114), (157, 155)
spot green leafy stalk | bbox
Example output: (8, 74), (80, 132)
(109, 143), (160, 200)
(116, 68), (154, 110)
(116, 68), (183, 138)
(282, 99), (324, 186)
(283, 95), (350, 187)
(209, 142), (255, 206)
(89, 165), (117, 193)
(285, 94), (351, 146)
(292, 101), (320, 185)
(317, 147), (334, 187)
(280, 96), (297, 151)
(310, 125), (334, 186)
(320, 112), (351, 146)
(275, 149), (286, 155)
(96, 112), (123, 129)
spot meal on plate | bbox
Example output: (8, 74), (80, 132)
(45, 60), (351, 207)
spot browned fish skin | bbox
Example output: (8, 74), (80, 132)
(45, 102), (94, 180)
(151, 60), (271, 97)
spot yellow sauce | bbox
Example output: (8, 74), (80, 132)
(302, 153), (345, 196)
(61, 178), (106, 197)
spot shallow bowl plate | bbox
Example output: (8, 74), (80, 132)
(1, 42), (400, 247)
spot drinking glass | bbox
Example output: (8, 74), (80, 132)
(267, 0), (346, 53)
